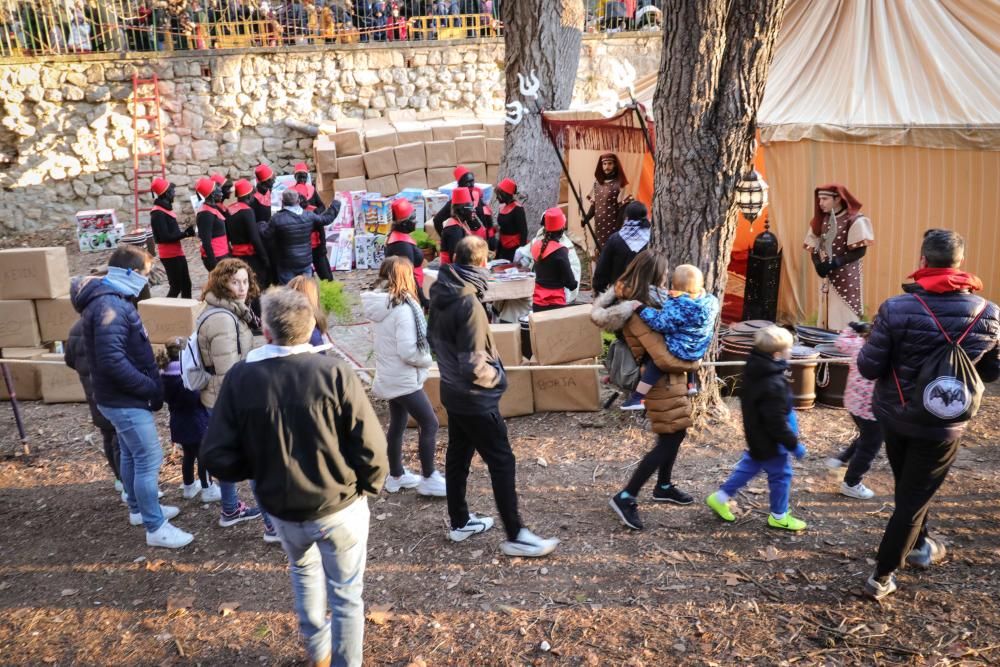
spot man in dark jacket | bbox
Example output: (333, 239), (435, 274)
(428, 236), (559, 558)
(202, 287), (387, 667)
(592, 201), (650, 295)
(72, 245), (193, 549)
(264, 189), (340, 284)
(857, 229), (1000, 599)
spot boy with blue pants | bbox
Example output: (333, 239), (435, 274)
(706, 325), (808, 531)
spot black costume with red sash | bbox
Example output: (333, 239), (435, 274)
(496, 202), (528, 262)
(531, 239), (577, 309)
(439, 218), (470, 266)
(196, 204), (230, 270)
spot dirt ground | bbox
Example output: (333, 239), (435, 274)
(2, 230), (1000, 666)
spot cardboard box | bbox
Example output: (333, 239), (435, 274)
(426, 166), (456, 188)
(314, 139), (338, 174)
(365, 128), (398, 151)
(137, 297), (205, 344)
(365, 174), (399, 197)
(408, 368), (448, 427)
(490, 323), (522, 367)
(0, 248), (70, 299)
(464, 163), (487, 181)
(430, 123), (462, 141)
(485, 122), (505, 139)
(394, 142), (427, 171)
(334, 176), (367, 192)
(362, 147), (398, 179)
(459, 120), (484, 133)
(460, 129), (487, 138)
(395, 123), (434, 144)
(455, 136), (487, 164)
(529, 304), (603, 366)
(332, 129), (364, 156)
(486, 165), (500, 185)
(39, 352), (86, 403)
(34, 296), (78, 343)
(499, 368), (534, 418)
(531, 362), (601, 413)
(0, 346), (47, 401)
(336, 155), (366, 179)
(396, 169), (428, 191)
(424, 140), (457, 168)
(486, 138), (504, 165)
(0, 300), (42, 347)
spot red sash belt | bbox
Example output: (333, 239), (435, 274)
(157, 242), (184, 259)
(500, 233), (521, 250)
(231, 243), (255, 256)
(201, 235), (229, 258)
(533, 285), (566, 307)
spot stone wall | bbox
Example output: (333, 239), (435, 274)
(0, 33), (661, 233)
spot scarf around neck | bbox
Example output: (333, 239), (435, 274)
(103, 266), (149, 298)
(452, 264), (490, 300)
(908, 268), (983, 294)
(618, 219), (651, 253)
(402, 294), (429, 353)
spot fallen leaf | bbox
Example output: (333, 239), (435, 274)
(219, 601), (241, 616)
(60, 588), (78, 597)
(536, 457), (548, 468)
(761, 545), (780, 562)
(367, 603), (394, 625)
(721, 572), (743, 586)
(167, 594), (194, 612)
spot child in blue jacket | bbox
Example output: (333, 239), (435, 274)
(160, 342), (217, 502)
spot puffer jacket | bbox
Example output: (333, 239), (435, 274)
(72, 276), (162, 411)
(362, 291), (433, 400)
(622, 315), (699, 434)
(858, 284), (1000, 440)
(740, 350), (799, 460)
(64, 315), (113, 431)
(197, 291), (256, 409)
(265, 204), (339, 273)
(589, 287), (640, 338)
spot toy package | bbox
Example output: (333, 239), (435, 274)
(330, 229), (355, 271)
(362, 195), (393, 235)
(354, 233), (386, 270)
(75, 209), (125, 252)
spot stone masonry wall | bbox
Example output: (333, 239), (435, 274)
(0, 33), (661, 233)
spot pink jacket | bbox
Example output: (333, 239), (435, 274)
(834, 329), (875, 421)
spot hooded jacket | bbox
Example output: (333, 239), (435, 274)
(740, 350), (799, 460)
(71, 276), (163, 411)
(623, 315), (700, 434)
(427, 264), (507, 414)
(362, 291), (433, 400)
(64, 316), (113, 431)
(265, 203), (340, 273)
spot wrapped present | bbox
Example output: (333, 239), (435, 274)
(75, 209), (119, 233)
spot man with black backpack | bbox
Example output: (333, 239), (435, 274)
(857, 229), (1000, 599)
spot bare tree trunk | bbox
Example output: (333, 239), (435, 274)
(499, 0), (584, 232)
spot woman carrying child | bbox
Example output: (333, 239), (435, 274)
(530, 208), (579, 313)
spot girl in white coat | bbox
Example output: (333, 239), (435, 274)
(362, 257), (446, 496)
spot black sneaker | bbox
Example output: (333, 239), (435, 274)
(652, 484), (694, 505)
(609, 493), (643, 530)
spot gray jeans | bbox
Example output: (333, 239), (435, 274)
(386, 388), (439, 477)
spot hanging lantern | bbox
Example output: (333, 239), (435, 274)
(735, 170), (769, 224)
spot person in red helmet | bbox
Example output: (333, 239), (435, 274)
(149, 177), (196, 298)
(384, 198), (428, 304)
(432, 165), (493, 245)
(250, 164), (276, 225)
(531, 208), (578, 312)
(494, 178), (527, 263)
(288, 162), (333, 281)
(195, 177), (230, 271)
(209, 172), (232, 214)
(439, 188), (474, 266)
(226, 179), (271, 300)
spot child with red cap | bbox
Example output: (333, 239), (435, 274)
(495, 178), (527, 262)
(530, 208), (578, 312)
(149, 177), (195, 298)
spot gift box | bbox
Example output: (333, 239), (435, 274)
(314, 139), (338, 174)
(486, 165), (500, 185)
(137, 297), (206, 344)
(499, 368), (534, 418)
(396, 169), (428, 191)
(0, 248), (71, 299)
(369, 174), (398, 197)
(486, 138), (504, 165)
(0, 300), (42, 347)
(39, 353), (86, 403)
(337, 155), (366, 179)
(0, 346), (48, 400)
(362, 147), (398, 179)
(394, 142), (427, 171)
(528, 305), (603, 366)
(531, 360), (601, 412)
(430, 123), (462, 141)
(365, 128), (398, 151)
(34, 296), (78, 343)
(332, 129), (364, 156)
(362, 196), (393, 235)
(455, 136), (487, 164)
(424, 140), (457, 169)
(490, 323), (522, 366)
(75, 209), (119, 233)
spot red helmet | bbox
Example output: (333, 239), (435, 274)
(451, 187), (473, 206)
(233, 179), (253, 198)
(454, 165), (471, 182)
(254, 164), (274, 182)
(497, 178), (517, 196)
(195, 177), (216, 199)
(391, 198), (414, 221)
(150, 177), (170, 196)
(543, 207), (567, 233)
(210, 172), (226, 185)
(293, 162), (309, 174)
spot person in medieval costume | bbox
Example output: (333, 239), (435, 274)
(586, 153), (631, 253)
(803, 184), (875, 331)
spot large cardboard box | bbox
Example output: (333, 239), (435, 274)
(408, 367), (448, 427)
(0, 300), (42, 347)
(486, 165), (500, 185)
(455, 136), (487, 164)
(499, 368), (534, 418)
(362, 147), (398, 179)
(485, 122), (505, 139)
(395, 123), (434, 144)
(34, 296), (78, 343)
(529, 304), (603, 366)
(490, 323), (522, 367)
(137, 297), (205, 344)
(430, 123), (462, 141)
(397, 169), (428, 191)
(394, 142), (427, 171)
(365, 128), (398, 151)
(366, 175), (399, 196)
(0, 247), (70, 299)
(459, 120), (484, 133)
(334, 176), (367, 192)
(426, 167), (456, 188)
(39, 353), (86, 403)
(424, 140), (457, 168)
(531, 361), (601, 413)
(464, 163), (487, 180)
(486, 138), (504, 165)
(332, 129), (364, 157)
(0, 346), (47, 400)
(337, 155), (366, 179)
(314, 139), (338, 174)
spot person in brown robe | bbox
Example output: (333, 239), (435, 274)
(803, 184), (875, 330)
(586, 153), (631, 253)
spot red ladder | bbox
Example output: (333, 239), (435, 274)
(131, 73), (167, 233)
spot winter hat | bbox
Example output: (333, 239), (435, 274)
(233, 179), (253, 198)
(150, 177), (170, 197)
(543, 207), (567, 233)
(391, 198), (414, 221)
(254, 164), (274, 182)
(451, 187), (473, 206)
(195, 177), (215, 199)
(210, 172), (226, 185)
(454, 165), (471, 182)
(293, 162), (309, 174)
(497, 178), (517, 196)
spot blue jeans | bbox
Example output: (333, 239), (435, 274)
(719, 451), (793, 516)
(97, 405), (165, 532)
(272, 497), (369, 667)
(278, 266), (313, 285)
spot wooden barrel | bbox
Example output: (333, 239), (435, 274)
(718, 346), (750, 396)
(790, 346), (820, 409)
(815, 343), (850, 408)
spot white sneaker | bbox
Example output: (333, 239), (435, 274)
(840, 481), (875, 499)
(448, 513), (494, 542)
(384, 469), (421, 493)
(826, 457), (847, 470)
(130, 504), (180, 526)
(200, 483), (222, 503)
(501, 528), (559, 558)
(181, 482), (201, 499)
(146, 521), (194, 549)
(417, 471), (447, 497)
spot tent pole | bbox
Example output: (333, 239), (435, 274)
(541, 119), (602, 252)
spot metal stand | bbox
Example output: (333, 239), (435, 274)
(1, 363), (29, 456)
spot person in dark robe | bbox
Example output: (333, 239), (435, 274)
(586, 152), (631, 252)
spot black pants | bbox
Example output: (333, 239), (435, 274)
(532, 302), (567, 313)
(161, 256), (192, 299)
(446, 409), (523, 540)
(313, 245), (333, 281)
(387, 389), (439, 478)
(102, 428), (120, 481)
(624, 430), (686, 496)
(874, 428), (960, 578)
(838, 414), (884, 486)
(179, 441), (209, 488)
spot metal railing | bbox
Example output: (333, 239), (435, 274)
(0, 1), (662, 60)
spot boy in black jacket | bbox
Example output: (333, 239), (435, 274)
(705, 325), (808, 531)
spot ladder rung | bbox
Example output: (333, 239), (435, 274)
(133, 97), (157, 102)
(136, 151), (161, 157)
(134, 78), (157, 84)
(136, 169), (164, 176)
(136, 115), (159, 120)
